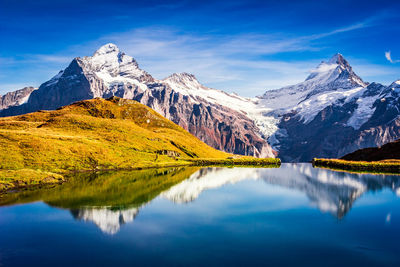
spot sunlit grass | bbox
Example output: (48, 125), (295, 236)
(0, 97), (279, 191)
(313, 158), (400, 173)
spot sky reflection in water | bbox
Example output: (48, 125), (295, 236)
(0, 163), (399, 266)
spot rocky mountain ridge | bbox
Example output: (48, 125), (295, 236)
(1, 44), (399, 161)
(0, 86), (36, 110)
(0, 44), (274, 158)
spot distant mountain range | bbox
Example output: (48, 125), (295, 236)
(1, 43), (399, 162)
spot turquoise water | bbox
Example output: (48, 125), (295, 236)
(0, 164), (399, 266)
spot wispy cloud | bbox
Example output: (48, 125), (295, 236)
(0, 12), (395, 96)
(385, 51), (400, 63)
(82, 17), (373, 95)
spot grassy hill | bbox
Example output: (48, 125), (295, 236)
(313, 140), (400, 173)
(341, 139), (400, 161)
(0, 97), (279, 191)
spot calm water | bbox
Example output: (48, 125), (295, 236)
(0, 163), (400, 266)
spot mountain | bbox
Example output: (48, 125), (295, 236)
(341, 139), (400, 161)
(1, 45), (399, 162)
(0, 44), (274, 158)
(0, 97), (232, 178)
(0, 86), (36, 110)
(260, 54), (400, 162)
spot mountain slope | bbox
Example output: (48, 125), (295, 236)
(2, 45), (399, 162)
(0, 44), (274, 158)
(341, 139), (400, 161)
(260, 54), (400, 162)
(0, 87), (36, 110)
(0, 97), (233, 176)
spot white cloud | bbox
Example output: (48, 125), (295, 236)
(385, 51), (400, 63)
(80, 20), (371, 96)
(1, 13), (396, 96)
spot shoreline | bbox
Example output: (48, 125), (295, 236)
(0, 157), (281, 194)
(312, 158), (400, 174)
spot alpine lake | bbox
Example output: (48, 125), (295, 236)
(1, 163), (399, 266)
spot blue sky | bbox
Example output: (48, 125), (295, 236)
(1, 0), (400, 96)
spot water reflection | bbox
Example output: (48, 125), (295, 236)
(161, 167), (258, 203)
(71, 208), (139, 234)
(1, 164), (399, 234)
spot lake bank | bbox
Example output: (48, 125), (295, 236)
(1, 164), (400, 266)
(312, 158), (400, 173)
(0, 157), (281, 193)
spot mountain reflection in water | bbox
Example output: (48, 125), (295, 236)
(1, 164), (399, 234)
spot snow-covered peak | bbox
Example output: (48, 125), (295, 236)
(261, 54), (367, 107)
(305, 60), (339, 81)
(77, 43), (154, 92)
(93, 43), (120, 56)
(382, 79), (400, 93)
(305, 53), (364, 87)
(382, 79), (400, 98)
(257, 53), (371, 135)
(391, 79), (400, 86)
(164, 72), (201, 88)
(88, 43), (138, 73)
(328, 53), (345, 64)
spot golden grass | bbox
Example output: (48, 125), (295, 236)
(312, 158), (400, 173)
(0, 169), (64, 191)
(0, 97), (279, 191)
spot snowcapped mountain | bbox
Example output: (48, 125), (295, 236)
(0, 43), (274, 158)
(0, 86), (36, 110)
(260, 54), (400, 161)
(1, 44), (399, 161)
(259, 53), (367, 121)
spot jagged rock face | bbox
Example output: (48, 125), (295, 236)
(0, 87), (36, 110)
(0, 44), (274, 158)
(261, 54), (400, 162)
(135, 83), (275, 157)
(2, 44), (398, 161)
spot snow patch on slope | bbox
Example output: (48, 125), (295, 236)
(163, 73), (279, 137)
(295, 87), (364, 124)
(95, 71), (148, 91)
(347, 95), (377, 129)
